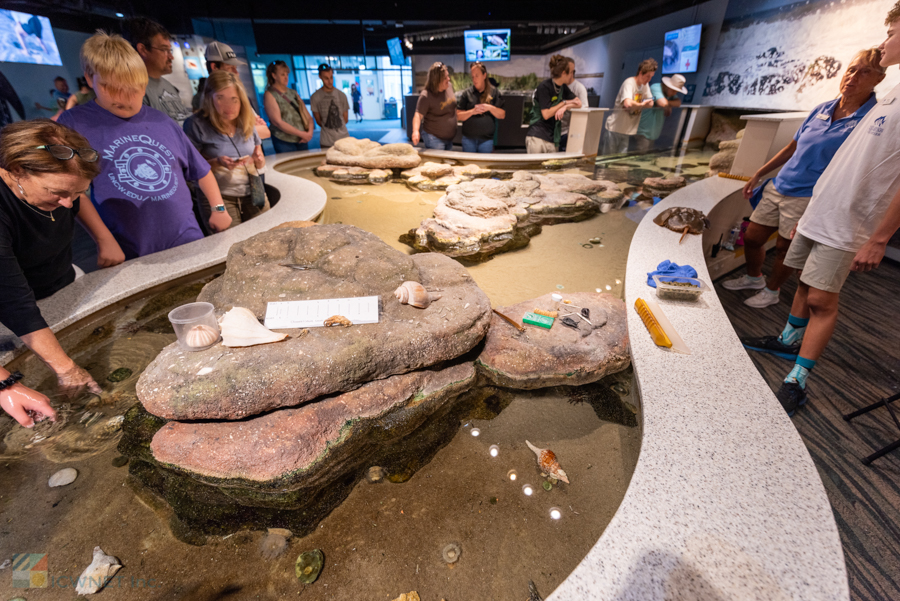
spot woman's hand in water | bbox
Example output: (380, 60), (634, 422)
(1, 384), (56, 428)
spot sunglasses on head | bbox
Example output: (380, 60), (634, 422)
(35, 144), (99, 163)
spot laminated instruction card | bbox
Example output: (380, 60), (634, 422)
(264, 296), (380, 329)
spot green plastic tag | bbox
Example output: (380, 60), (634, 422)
(523, 312), (554, 329)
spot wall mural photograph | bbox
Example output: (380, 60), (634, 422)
(703, 0), (900, 110)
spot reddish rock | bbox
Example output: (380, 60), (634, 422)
(477, 292), (630, 388)
(151, 361), (476, 483)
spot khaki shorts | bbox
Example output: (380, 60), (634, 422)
(525, 136), (557, 154)
(749, 183), (811, 239)
(783, 232), (855, 293)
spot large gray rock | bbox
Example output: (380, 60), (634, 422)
(404, 178), (535, 260)
(314, 163), (392, 184)
(527, 172), (623, 204)
(324, 138), (421, 169)
(402, 173), (622, 260)
(137, 225), (492, 420)
(401, 163), (494, 191)
(477, 292), (630, 388)
(642, 176), (686, 199)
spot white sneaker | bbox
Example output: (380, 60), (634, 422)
(744, 288), (780, 308)
(722, 274), (767, 291)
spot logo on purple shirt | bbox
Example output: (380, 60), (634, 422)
(103, 135), (178, 201)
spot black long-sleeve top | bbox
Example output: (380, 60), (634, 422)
(0, 178), (79, 337)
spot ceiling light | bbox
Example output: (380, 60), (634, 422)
(430, 36), (434, 41)
(115, 12), (124, 17)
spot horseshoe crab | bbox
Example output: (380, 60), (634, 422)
(653, 207), (710, 241)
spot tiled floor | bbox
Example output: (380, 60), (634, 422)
(718, 254), (900, 601)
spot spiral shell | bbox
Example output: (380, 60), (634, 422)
(185, 324), (220, 349)
(394, 281), (442, 309)
(525, 440), (569, 484)
(219, 307), (288, 347)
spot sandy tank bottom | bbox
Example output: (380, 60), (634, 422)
(0, 151), (715, 600)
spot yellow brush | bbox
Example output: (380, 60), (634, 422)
(717, 172), (751, 182)
(634, 298), (673, 348)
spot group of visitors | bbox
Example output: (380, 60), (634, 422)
(724, 37), (898, 416)
(412, 55), (591, 154)
(0, 20), (280, 426)
(412, 61), (507, 153)
(603, 59), (689, 154)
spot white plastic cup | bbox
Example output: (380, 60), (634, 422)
(168, 302), (220, 351)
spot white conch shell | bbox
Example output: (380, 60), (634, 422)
(219, 307), (288, 347)
(75, 546), (122, 594)
(185, 324), (220, 349)
(525, 440), (570, 484)
(394, 281), (442, 309)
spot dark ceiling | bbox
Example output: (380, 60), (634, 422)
(1, 0), (704, 55)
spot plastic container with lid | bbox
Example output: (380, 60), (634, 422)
(652, 275), (709, 301)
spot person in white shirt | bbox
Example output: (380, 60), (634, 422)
(742, 3), (900, 416)
(603, 59), (656, 155)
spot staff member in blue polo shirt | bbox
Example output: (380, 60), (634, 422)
(723, 48), (885, 310)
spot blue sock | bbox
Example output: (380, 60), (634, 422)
(778, 314), (809, 345)
(785, 356), (816, 389)
(746, 274), (764, 282)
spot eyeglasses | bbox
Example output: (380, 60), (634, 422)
(149, 45), (174, 56)
(35, 145), (100, 162)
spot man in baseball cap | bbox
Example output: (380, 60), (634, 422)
(634, 73), (688, 152)
(198, 41), (269, 139)
(205, 41), (246, 74)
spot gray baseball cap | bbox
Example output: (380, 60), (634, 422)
(205, 41), (246, 66)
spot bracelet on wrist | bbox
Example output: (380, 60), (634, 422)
(0, 371), (23, 391)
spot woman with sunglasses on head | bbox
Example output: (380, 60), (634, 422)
(0, 119), (124, 428)
(411, 62), (457, 150)
(263, 60), (314, 154)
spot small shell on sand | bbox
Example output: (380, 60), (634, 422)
(75, 546), (122, 595)
(324, 315), (352, 327)
(394, 281), (441, 309)
(49, 467), (78, 487)
(442, 542), (461, 564)
(525, 440), (570, 484)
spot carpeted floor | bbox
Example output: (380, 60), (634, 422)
(717, 254), (900, 601)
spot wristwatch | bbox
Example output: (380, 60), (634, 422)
(214, 204), (226, 213)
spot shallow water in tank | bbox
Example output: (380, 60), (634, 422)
(0, 148), (710, 601)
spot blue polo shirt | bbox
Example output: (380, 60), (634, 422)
(773, 94), (877, 197)
(636, 83), (669, 141)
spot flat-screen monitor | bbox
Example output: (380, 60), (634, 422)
(464, 29), (510, 62)
(0, 10), (62, 66)
(387, 37), (405, 66)
(663, 24), (701, 74)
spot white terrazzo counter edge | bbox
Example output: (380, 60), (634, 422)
(547, 176), (848, 600)
(0, 150), (327, 365)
